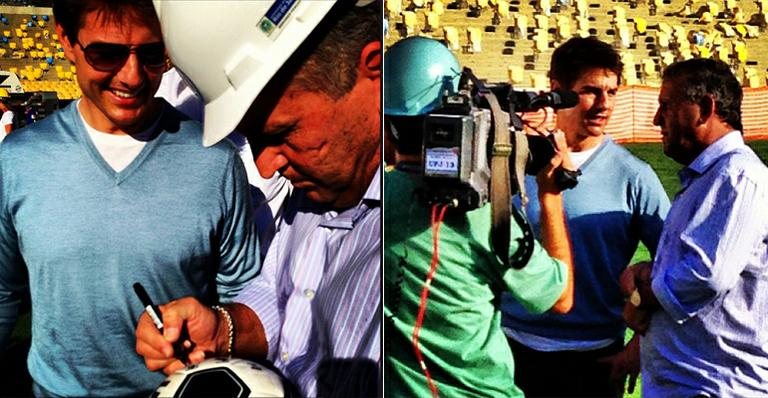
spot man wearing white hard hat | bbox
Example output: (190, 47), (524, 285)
(136, 1), (381, 396)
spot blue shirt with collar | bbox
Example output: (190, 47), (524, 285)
(643, 131), (768, 396)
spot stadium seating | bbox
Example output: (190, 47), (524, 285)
(385, 0), (768, 141)
(385, 0), (768, 88)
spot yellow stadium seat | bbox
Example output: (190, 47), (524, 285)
(706, 1), (719, 17)
(556, 15), (571, 41)
(467, 27), (482, 53)
(402, 11), (417, 36)
(535, 14), (549, 31)
(444, 26), (460, 50)
(530, 73), (548, 90)
(516, 14), (528, 38)
(538, 0), (551, 16)
(508, 64), (524, 84)
(618, 25), (631, 48)
(575, 0), (588, 17)
(718, 22), (736, 37)
(3, 31), (9, 38)
(716, 45), (730, 63)
(425, 11), (440, 31)
(635, 18), (647, 35)
(613, 6), (626, 23)
(679, 46), (693, 60)
(534, 29), (548, 53)
(576, 16), (589, 38)
(497, 1), (510, 18)
(432, 0), (445, 15)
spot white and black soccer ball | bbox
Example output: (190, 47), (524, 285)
(153, 357), (293, 398)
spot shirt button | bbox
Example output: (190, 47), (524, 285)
(281, 352), (289, 361)
(303, 289), (315, 299)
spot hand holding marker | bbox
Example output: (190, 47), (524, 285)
(133, 282), (193, 364)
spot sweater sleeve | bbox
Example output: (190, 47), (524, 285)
(0, 153), (27, 349)
(215, 152), (261, 302)
(634, 163), (671, 257)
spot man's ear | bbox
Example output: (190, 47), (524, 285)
(550, 79), (562, 91)
(358, 40), (381, 80)
(698, 94), (715, 124)
(54, 23), (76, 63)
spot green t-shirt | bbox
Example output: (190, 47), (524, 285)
(384, 169), (568, 397)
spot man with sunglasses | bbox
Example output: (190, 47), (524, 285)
(0, 0), (260, 396)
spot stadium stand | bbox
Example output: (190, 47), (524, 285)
(385, 0), (768, 142)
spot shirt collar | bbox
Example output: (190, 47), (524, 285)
(319, 166), (381, 230)
(679, 130), (743, 188)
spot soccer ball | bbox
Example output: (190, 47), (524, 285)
(154, 357), (288, 398)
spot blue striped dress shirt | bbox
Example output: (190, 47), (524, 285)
(236, 168), (381, 397)
(643, 131), (768, 396)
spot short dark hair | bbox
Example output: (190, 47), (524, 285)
(661, 58), (742, 131)
(291, 1), (381, 99)
(53, 0), (159, 44)
(549, 37), (623, 89)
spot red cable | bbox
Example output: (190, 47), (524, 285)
(412, 203), (449, 398)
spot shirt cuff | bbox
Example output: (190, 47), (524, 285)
(651, 268), (693, 323)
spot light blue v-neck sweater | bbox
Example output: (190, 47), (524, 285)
(0, 101), (260, 396)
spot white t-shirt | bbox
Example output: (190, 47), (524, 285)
(0, 110), (14, 141)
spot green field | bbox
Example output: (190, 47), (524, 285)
(620, 140), (768, 398)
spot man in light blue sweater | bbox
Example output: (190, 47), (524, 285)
(501, 37), (670, 397)
(0, 0), (259, 395)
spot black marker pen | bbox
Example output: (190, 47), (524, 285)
(133, 282), (190, 364)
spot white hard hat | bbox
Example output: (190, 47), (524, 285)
(153, 1), (337, 147)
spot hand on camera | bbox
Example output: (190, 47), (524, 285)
(535, 130), (572, 194)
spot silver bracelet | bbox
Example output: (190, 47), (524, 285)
(212, 305), (234, 357)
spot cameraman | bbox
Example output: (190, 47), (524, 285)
(501, 37), (670, 397)
(384, 36), (575, 397)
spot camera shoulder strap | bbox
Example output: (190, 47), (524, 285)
(485, 91), (534, 269)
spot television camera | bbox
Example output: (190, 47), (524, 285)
(419, 67), (581, 210)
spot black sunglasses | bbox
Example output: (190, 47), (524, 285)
(76, 41), (167, 72)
